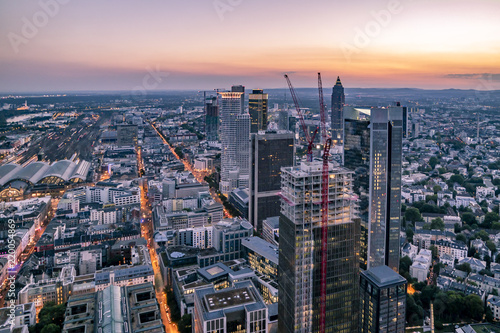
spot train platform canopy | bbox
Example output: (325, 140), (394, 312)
(0, 160), (91, 187)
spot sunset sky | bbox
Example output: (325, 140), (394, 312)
(0, 0), (499, 92)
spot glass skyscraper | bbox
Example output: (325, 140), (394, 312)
(249, 89), (268, 133)
(331, 76), (345, 145)
(343, 107), (403, 272)
(249, 131), (294, 232)
(359, 265), (407, 332)
(278, 161), (360, 333)
(219, 91), (250, 194)
(205, 96), (219, 141)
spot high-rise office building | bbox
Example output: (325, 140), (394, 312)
(219, 91), (248, 194)
(359, 265), (407, 333)
(343, 107), (403, 271)
(331, 76), (345, 145)
(278, 161), (360, 333)
(205, 96), (219, 141)
(231, 85), (245, 114)
(249, 131), (294, 232)
(249, 89), (269, 133)
(235, 113), (251, 187)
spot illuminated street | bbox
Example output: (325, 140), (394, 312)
(149, 121), (232, 218)
(137, 142), (179, 333)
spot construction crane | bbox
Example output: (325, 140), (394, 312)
(318, 72), (332, 333)
(284, 74), (318, 162)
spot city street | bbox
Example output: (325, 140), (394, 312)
(137, 142), (179, 333)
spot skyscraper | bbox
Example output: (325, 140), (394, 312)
(235, 113), (251, 187)
(359, 265), (407, 333)
(205, 96), (219, 141)
(331, 76), (345, 145)
(249, 89), (269, 133)
(343, 107), (403, 271)
(249, 131), (294, 232)
(231, 85), (245, 114)
(219, 91), (249, 194)
(278, 161), (360, 333)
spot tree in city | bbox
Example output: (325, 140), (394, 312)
(178, 314), (192, 333)
(429, 156), (439, 169)
(465, 294), (484, 321)
(29, 302), (66, 333)
(486, 240), (497, 253)
(433, 185), (442, 194)
(430, 217), (445, 231)
(405, 207), (422, 223)
(456, 233), (467, 244)
(429, 245), (438, 258)
(40, 325), (61, 333)
(456, 263), (472, 275)
(485, 212), (500, 225)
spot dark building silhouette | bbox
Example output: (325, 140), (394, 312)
(359, 265), (407, 332)
(331, 76), (345, 145)
(205, 96), (219, 141)
(248, 89), (268, 133)
(249, 131), (294, 232)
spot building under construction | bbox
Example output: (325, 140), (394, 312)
(278, 161), (360, 333)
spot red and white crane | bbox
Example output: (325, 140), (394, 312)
(284, 74), (318, 162)
(317, 72), (332, 333)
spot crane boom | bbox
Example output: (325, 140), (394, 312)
(284, 74), (316, 162)
(318, 72), (328, 144)
(319, 137), (332, 332)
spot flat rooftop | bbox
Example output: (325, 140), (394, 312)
(362, 265), (407, 288)
(205, 287), (255, 311)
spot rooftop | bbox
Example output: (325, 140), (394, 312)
(204, 287), (255, 311)
(362, 265), (407, 288)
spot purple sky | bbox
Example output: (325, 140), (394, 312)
(1, 0), (499, 92)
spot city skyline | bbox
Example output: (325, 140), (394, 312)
(1, 0), (500, 92)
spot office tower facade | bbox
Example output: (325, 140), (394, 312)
(235, 113), (251, 186)
(359, 265), (407, 333)
(402, 106), (408, 139)
(369, 107), (402, 271)
(249, 89), (269, 133)
(231, 85), (245, 113)
(219, 91), (250, 194)
(278, 162), (360, 333)
(331, 76), (345, 145)
(344, 116), (371, 270)
(344, 107), (403, 271)
(249, 131), (294, 232)
(205, 96), (219, 141)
